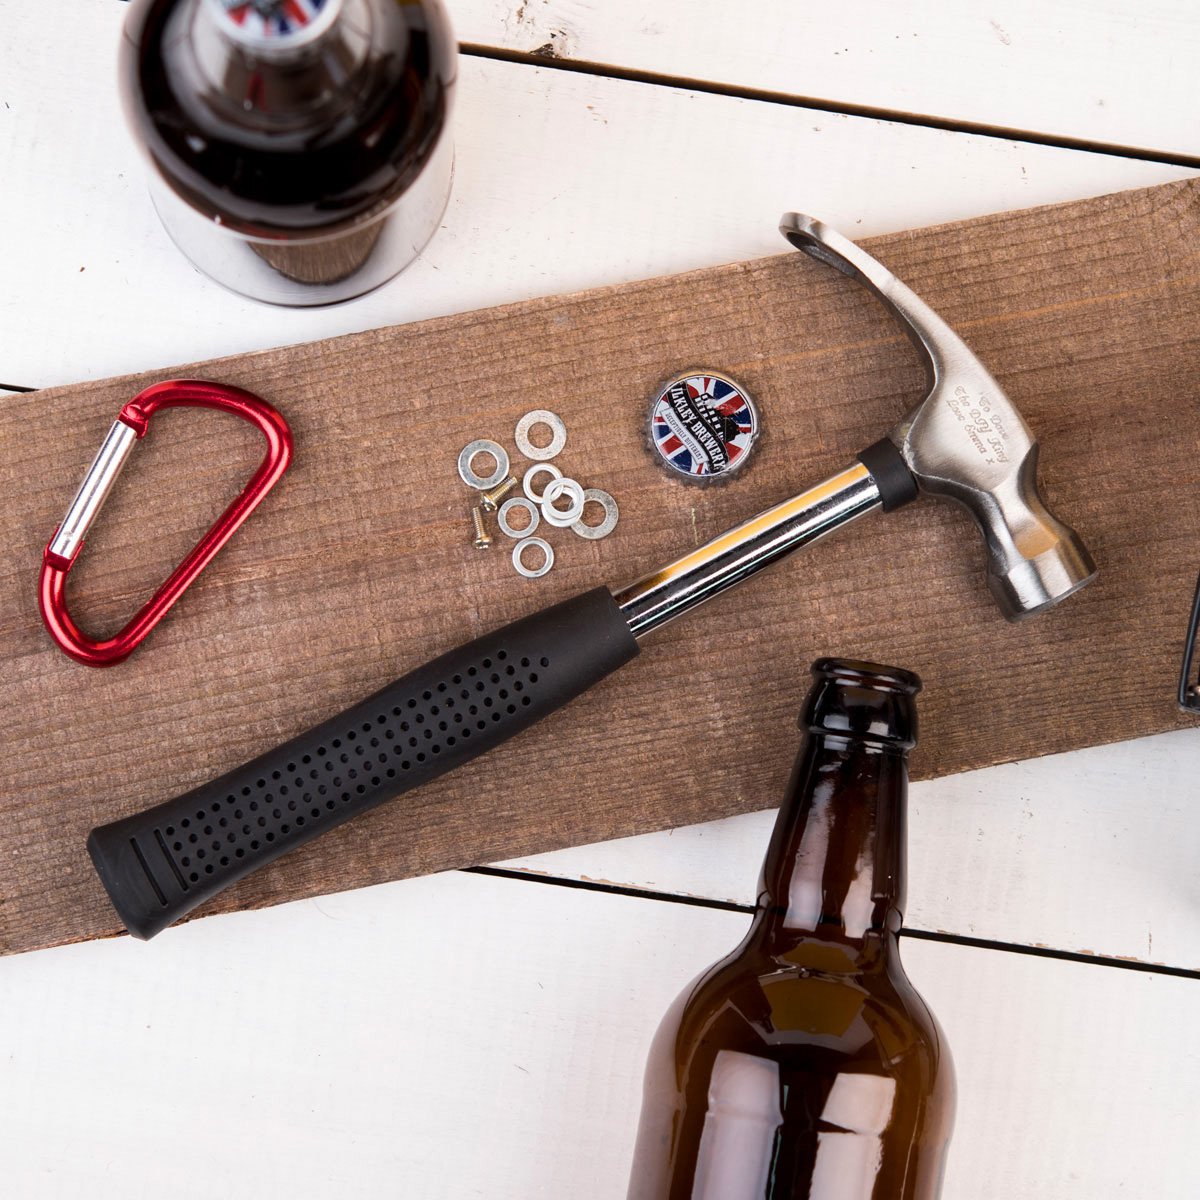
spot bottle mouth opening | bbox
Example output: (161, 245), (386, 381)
(810, 658), (922, 697)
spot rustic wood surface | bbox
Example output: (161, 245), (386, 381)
(2, 177), (1197, 956)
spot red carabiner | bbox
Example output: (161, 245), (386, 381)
(39, 379), (293, 667)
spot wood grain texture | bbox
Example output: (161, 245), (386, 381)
(2, 177), (1198, 955)
(455, 0), (1200, 159)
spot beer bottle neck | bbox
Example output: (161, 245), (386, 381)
(190, 0), (372, 108)
(752, 660), (918, 966)
(758, 733), (908, 945)
(753, 662), (921, 969)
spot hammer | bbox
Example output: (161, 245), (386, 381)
(88, 216), (1096, 939)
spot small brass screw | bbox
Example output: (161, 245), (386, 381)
(470, 505), (492, 550)
(479, 474), (518, 512)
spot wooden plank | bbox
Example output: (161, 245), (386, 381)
(2, 178), (1199, 956)
(0, 3), (1191, 388)
(501, 728), (1200, 969)
(454, 0), (1200, 159)
(1, 4), (1191, 967)
(0, 871), (1195, 1198)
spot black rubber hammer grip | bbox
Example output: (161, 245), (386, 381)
(88, 587), (639, 939)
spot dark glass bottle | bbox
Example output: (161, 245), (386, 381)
(121, 0), (456, 305)
(628, 659), (955, 1199)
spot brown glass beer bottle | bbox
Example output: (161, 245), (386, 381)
(628, 659), (955, 1199)
(121, 0), (456, 305)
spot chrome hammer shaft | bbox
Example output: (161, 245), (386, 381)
(615, 463), (882, 639)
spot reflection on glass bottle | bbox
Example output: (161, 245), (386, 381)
(628, 659), (955, 1199)
(121, 0), (456, 305)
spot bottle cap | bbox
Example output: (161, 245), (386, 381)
(208, 0), (342, 52)
(648, 371), (760, 482)
(801, 658), (921, 749)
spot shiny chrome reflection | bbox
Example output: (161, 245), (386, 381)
(615, 463), (883, 640)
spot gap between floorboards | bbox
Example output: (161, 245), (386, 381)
(458, 42), (1200, 172)
(464, 865), (1200, 981)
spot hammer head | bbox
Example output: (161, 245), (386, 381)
(781, 213), (1096, 621)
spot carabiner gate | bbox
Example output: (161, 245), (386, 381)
(39, 379), (293, 666)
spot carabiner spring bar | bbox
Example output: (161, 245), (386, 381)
(39, 379), (293, 666)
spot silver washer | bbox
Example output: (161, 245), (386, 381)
(515, 410), (567, 461)
(458, 439), (510, 491)
(512, 536), (554, 579)
(497, 497), (540, 539)
(541, 477), (586, 526)
(571, 488), (619, 540)
(522, 462), (563, 503)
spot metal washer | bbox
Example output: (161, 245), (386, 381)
(541, 477), (585, 526)
(515, 410), (567, 461)
(571, 488), (619, 540)
(498, 496), (540, 539)
(522, 462), (563, 503)
(458, 439), (510, 490)
(512, 536), (554, 578)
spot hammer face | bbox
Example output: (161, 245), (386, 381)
(895, 381), (1097, 620)
(780, 211), (1097, 621)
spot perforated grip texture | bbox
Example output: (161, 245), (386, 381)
(88, 587), (638, 939)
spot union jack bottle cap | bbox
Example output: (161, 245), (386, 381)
(649, 371), (761, 482)
(211, 0), (340, 48)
